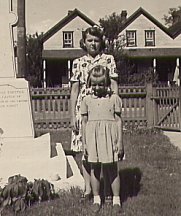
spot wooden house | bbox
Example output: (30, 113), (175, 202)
(42, 7), (181, 87)
(42, 9), (97, 87)
(118, 7), (181, 83)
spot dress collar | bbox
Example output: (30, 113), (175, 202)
(85, 53), (104, 62)
(91, 93), (110, 99)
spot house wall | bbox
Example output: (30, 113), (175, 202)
(120, 14), (181, 48)
(44, 17), (92, 50)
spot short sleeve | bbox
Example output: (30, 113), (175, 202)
(70, 58), (80, 82)
(106, 55), (118, 80)
(113, 95), (122, 113)
(81, 97), (88, 115)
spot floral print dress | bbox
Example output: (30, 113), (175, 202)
(70, 53), (118, 152)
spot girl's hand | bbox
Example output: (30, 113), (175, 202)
(71, 115), (79, 135)
(118, 148), (124, 161)
(114, 143), (124, 161)
(83, 148), (88, 161)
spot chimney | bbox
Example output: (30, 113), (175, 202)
(68, 10), (73, 15)
(172, 10), (181, 25)
(121, 10), (127, 24)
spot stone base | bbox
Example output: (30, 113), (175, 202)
(0, 133), (84, 191)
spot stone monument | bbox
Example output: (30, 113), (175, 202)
(0, 0), (84, 191)
(0, 0), (34, 138)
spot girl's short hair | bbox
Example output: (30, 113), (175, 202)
(80, 26), (105, 51)
(87, 65), (111, 88)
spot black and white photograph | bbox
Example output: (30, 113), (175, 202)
(0, 0), (181, 215)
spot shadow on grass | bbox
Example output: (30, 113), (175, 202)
(120, 167), (142, 202)
(50, 135), (142, 203)
(99, 167), (142, 204)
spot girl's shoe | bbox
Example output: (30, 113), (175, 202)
(80, 193), (93, 203)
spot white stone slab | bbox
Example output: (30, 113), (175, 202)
(0, 134), (67, 187)
(0, 133), (51, 159)
(0, 78), (34, 138)
(52, 155), (84, 192)
(0, 134), (84, 191)
(55, 143), (67, 179)
(0, 0), (17, 78)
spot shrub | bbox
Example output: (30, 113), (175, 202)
(0, 175), (56, 214)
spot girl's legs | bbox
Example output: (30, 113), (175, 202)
(91, 163), (101, 205)
(111, 173), (121, 206)
(71, 129), (92, 199)
(82, 160), (91, 196)
(103, 163), (121, 206)
(102, 165), (112, 203)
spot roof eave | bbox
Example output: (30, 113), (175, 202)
(42, 9), (97, 43)
(119, 7), (172, 38)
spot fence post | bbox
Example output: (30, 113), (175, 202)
(179, 86), (181, 131)
(146, 83), (154, 127)
(152, 86), (157, 127)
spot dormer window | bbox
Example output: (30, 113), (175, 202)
(63, 31), (73, 48)
(126, 30), (137, 47)
(145, 30), (155, 46)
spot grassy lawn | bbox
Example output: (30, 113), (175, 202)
(2, 128), (181, 216)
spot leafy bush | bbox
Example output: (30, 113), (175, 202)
(127, 67), (158, 85)
(0, 175), (56, 214)
(124, 127), (162, 136)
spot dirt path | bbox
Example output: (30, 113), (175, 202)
(163, 131), (181, 151)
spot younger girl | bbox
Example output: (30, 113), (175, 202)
(81, 65), (124, 213)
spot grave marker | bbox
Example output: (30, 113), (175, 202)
(0, 0), (84, 192)
(0, 0), (34, 138)
(0, 79), (34, 138)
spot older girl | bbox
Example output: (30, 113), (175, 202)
(70, 26), (118, 200)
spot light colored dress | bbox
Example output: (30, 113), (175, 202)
(70, 53), (118, 152)
(81, 94), (122, 163)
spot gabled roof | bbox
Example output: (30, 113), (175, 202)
(119, 7), (173, 38)
(42, 8), (97, 43)
(168, 22), (181, 38)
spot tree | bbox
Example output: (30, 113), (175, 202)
(99, 12), (131, 84)
(26, 33), (43, 87)
(99, 12), (125, 42)
(163, 6), (181, 27)
(99, 12), (158, 85)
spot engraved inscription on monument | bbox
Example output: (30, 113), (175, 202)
(0, 80), (34, 138)
(0, 89), (28, 109)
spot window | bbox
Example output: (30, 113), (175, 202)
(145, 30), (155, 46)
(126, 30), (137, 47)
(63, 31), (73, 48)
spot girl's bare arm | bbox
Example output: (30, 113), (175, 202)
(70, 82), (79, 130)
(81, 115), (88, 154)
(115, 113), (124, 159)
(111, 79), (118, 95)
